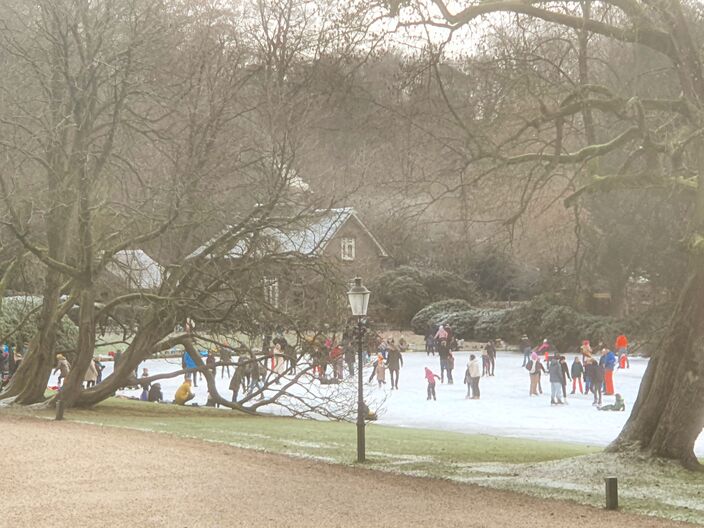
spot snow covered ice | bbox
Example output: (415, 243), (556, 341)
(58, 350), (703, 456)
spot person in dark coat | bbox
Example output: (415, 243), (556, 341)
(570, 356), (584, 394)
(485, 341), (496, 376)
(548, 356), (564, 405)
(147, 383), (163, 402)
(585, 358), (604, 406)
(559, 356), (571, 399)
(220, 346), (232, 379)
(386, 342), (403, 390)
(520, 335), (531, 367)
(437, 340), (451, 383)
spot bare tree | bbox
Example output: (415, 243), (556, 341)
(382, 0), (704, 468)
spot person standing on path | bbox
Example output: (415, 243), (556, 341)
(386, 341), (403, 390)
(570, 356), (584, 394)
(520, 335), (532, 367)
(424, 367), (440, 400)
(548, 355), (564, 405)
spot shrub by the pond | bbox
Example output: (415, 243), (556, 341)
(412, 296), (626, 351)
(0, 296), (78, 351)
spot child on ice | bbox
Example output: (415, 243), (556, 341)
(376, 354), (387, 388)
(424, 367), (440, 400)
(598, 393), (625, 411)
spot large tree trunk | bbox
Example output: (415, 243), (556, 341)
(0, 269), (63, 404)
(608, 257), (704, 469)
(72, 309), (176, 408)
(58, 289), (95, 407)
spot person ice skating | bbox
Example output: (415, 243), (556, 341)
(446, 350), (455, 384)
(603, 348), (617, 395)
(376, 354), (387, 388)
(618, 350), (630, 369)
(437, 339), (451, 383)
(481, 349), (490, 377)
(147, 382), (163, 402)
(94, 358), (105, 384)
(206, 349), (217, 377)
(220, 346), (232, 378)
(570, 356), (584, 394)
(580, 340), (592, 361)
(424, 367), (440, 400)
(586, 357), (604, 406)
(464, 354), (481, 399)
(598, 393), (625, 411)
(559, 356), (571, 399)
(386, 342), (403, 390)
(615, 334), (628, 357)
(182, 349), (198, 387)
(344, 341), (355, 378)
(485, 340), (496, 376)
(538, 339), (551, 362)
(83, 358), (98, 389)
(520, 335), (531, 367)
(527, 352), (545, 395)
(138, 368), (151, 401)
(174, 378), (195, 405)
(53, 354), (70, 387)
(425, 330), (435, 356)
(548, 355), (564, 405)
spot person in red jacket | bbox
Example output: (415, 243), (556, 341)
(424, 367), (440, 400)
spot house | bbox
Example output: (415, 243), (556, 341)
(97, 249), (163, 301)
(189, 207), (390, 323)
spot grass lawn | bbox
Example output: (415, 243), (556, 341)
(60, 398), (596, 467)
(9, 398), (704, 525)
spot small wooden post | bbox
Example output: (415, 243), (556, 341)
(55, 391), (65, 421)
(605, 476), (618, 510)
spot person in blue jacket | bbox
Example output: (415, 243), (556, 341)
(182, 350), (199, 387)
(602, 348), (617, 395)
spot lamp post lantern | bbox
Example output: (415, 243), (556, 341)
(347, 277), (370, 463)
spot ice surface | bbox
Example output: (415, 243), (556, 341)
(52, 351), (702, 455)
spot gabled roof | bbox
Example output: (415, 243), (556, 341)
(191, 207), (389, 259)
(107, 250), (163, 290)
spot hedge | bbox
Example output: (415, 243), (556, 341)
(411, 296), (627, 352)
(0, 296), (78, 351)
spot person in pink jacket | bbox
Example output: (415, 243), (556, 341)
(424, 367), (440, 400)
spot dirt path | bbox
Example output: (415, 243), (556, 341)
(0, 415), (692, 527)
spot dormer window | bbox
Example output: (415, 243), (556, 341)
(341, 238), (356, 261)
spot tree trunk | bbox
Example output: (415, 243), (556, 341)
(0, 269), (63, 404)
(72, 309), (176, 408)
(58, 289), (95, 407)
(608, 257), (704, 469)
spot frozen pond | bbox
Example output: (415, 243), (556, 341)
(51, 350), (703, 455)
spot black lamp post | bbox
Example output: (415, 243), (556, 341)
(347, 277), (370, 463)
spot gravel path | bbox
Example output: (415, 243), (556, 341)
(0, 415), (693, 527)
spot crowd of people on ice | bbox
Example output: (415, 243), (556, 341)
(420, 325), (629, 410)
(15, 320), (631, 415)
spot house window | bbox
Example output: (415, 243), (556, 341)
(263, 277), (279, 308)
(341, 238), (356, 261)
